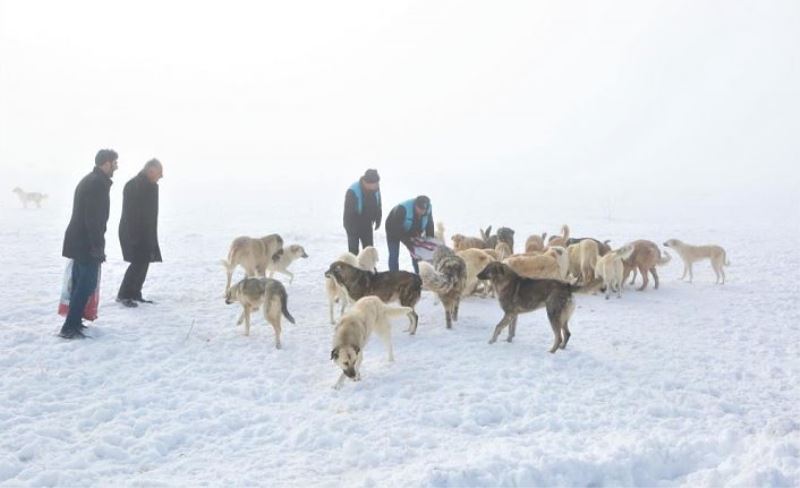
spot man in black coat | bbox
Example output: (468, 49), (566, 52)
(117, 159), (163, 307)
(60, 149), (118, 339)
(385, 195), (434, 274)
(343, 169), (382, 255)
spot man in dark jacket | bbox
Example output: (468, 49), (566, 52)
(343, 169), (382, 255)
(385, 195), (434, 274)
(117, 159), (163, 307)
(59, 149), (118, 339)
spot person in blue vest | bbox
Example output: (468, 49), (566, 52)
(343, 169), (382, 255)
(385, 195), (434, 274)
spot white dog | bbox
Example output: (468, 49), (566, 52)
(267, 244), (309, 284)
(330, 296), (413, 389)
(663, 239), (730, 284)
(12, 187), (47, 208)
(594, 244), (635, 299)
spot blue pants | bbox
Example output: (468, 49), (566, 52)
(387, 239), (419, 274)
(61, 260), (99, 333)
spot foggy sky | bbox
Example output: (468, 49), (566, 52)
(1, 0), (798, 219)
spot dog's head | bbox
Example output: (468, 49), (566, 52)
(477, 261), (508, 281)
(331, 345), (360, 379)
(287, 244), (309, 259)
(663, 239), (680, 248)
(615, 244), (635, 261)
(325, 260), (353, 282)
(451, 234), (466, 247)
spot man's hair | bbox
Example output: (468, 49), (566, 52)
(144, 158), (162, 170)
(95, 149), (118, 167)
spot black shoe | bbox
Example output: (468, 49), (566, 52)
(59, 328), (88, 340)
(133, 297), (154, 304)
(116, 297), (138, 308)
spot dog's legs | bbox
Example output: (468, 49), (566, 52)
(506, 316), (518, 343)
(378, 324), (395, 362)
(333, 372), (347, 390)
(286, 271), (294, 285)
(718, 259), (726, 285)
(453, 299), (460, 322)
(328, 297), (336, 325)
(489, 313), (514, 344)
(409, 310), (420, 335)
(637, 265), (648, 291)
(244, 307), (251, 336)
(266, 300), (282, 349)
(445, 305), (453, 329)
(688, 263), (694, 283)
(237, 307), (246, 326)
(680, 262), (688, 280)
(354, 355), (363, 381)
(651, 267), (660, 290)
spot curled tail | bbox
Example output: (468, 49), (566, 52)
(279, 288), (296, 324)
(657, 250), (671, 266)
(419, 262), (462, 295)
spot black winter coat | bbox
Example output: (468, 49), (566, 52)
(119, 171), (162, 263)
(62, 167), (113, 263)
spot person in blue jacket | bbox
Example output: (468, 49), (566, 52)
(342, 169), (382, 255)
(385, 195), (434, 274)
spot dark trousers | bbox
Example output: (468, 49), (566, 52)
(347, 225), (374, 255)
(118, 261), (150, 300)
(61, 260), (100, 333)
(387, 238), (419, 274)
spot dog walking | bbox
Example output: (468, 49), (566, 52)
(117, 159), (164, 307)
(59, 149), (118, 339)
(385, 195), (434, 274)
(343, 169), (382, 255)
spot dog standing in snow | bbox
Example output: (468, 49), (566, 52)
(330, 296), (413, 389)
(267, 244), (309, 284)
(419, 245), (467, 329)
(664, 239), (730, 284)
(225, 277), (295, 348)
(12, 187), (47, 208)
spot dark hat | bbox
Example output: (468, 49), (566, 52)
(362, 169), (380, 183)
(414, 195), (430, 210)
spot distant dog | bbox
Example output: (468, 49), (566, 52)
(566, 237), (612, 256)
(330, 296), (414, 389)
(594, 244), (635, 299)
(664, 239), (730, 284)
(503, 254), (563, 280)
(547, 224), (570, 248)
(478, 262), (601, 353)
(525, 232), (547, 253)
(483, 226), (515, 253)
(224, 277), (295, 348)
(12, 187), (47, 208)
(452, 233), (488, 251)
(325, 262), (422, 333)
(419, 246), (467, 329)
(220, 234), (284, 292)
(622, 240), (671, 291)
(578, 239), (600, 284)
(267, 244), (308, 284)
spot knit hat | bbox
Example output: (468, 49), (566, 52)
(362, 169), (380, 183)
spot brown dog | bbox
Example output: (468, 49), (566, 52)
(622, 240), (671, 291)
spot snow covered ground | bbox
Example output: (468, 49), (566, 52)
(1, 186), (798, 487)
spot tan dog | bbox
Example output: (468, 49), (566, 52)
(221, 234), (284, 292)
(456, 248), (495, 296)
(435, 222), (446, 243)
(547, 224), (570, 248)
(357, 246), (380, 272)
(566, 244), (582, 281)
(267, 244), (308, 284)
(543, 246), (569, 279)
(578, 239), (600, 284)
(224, 277), (295, 348)
(452, 234), (488, 251)
(525, 232), (547, 253)
(594, 244), (635, 299)
(503, 254), (563, 280)
(664, 239), (730, 284)
(330, 296), (414, 389)
(622, 240), (671, 291)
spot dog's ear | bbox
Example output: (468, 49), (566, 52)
(330, 348), (339, 361)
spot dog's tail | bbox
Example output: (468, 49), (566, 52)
(723, 250), (731, 266)
(220, 259), (235, 273)
(569, 278), (604, 294)
(561, 224), (570, 241)
(279, 287), (296, 324)
(657, 250), (671, 266)
(385, 305), (414, 320)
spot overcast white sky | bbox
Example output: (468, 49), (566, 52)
(1, 0), (798, 217)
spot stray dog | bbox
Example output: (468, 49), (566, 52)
(224, 277), (295, 348)
(664, 239), (730, 284)
(578, 239), (600, 284)
(525, 232), (547, 253)
(456, 248), (495, 296)
(483, 226), (515, 253)
(566, 237), (612, 256)
(478, 262), (601, 353)
(419, 246), (467, 329)
(220, 234), (284, 292)
(325, 262), (422, 333)
(330, 296), (414, 389)
(547, 224), (570, 248)
(622, 240), (671, 291)
(325, 247), (380, 324)
(12, 187), (47, 208)
(503, 254), (564, 280)
(452, 233), (488, 251)
(594, 244), (635, 299)
(267, 244), (308, 284)
(543, 246), (569, 279)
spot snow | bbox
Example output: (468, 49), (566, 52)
(0, 189), (798, 487)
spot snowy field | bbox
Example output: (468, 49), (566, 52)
(1, 183), (798, 487)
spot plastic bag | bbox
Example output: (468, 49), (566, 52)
(57, 260), (102, 321)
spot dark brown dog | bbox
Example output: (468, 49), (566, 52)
(477, 261), (600, 353)
(325, 261), (422, 334)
